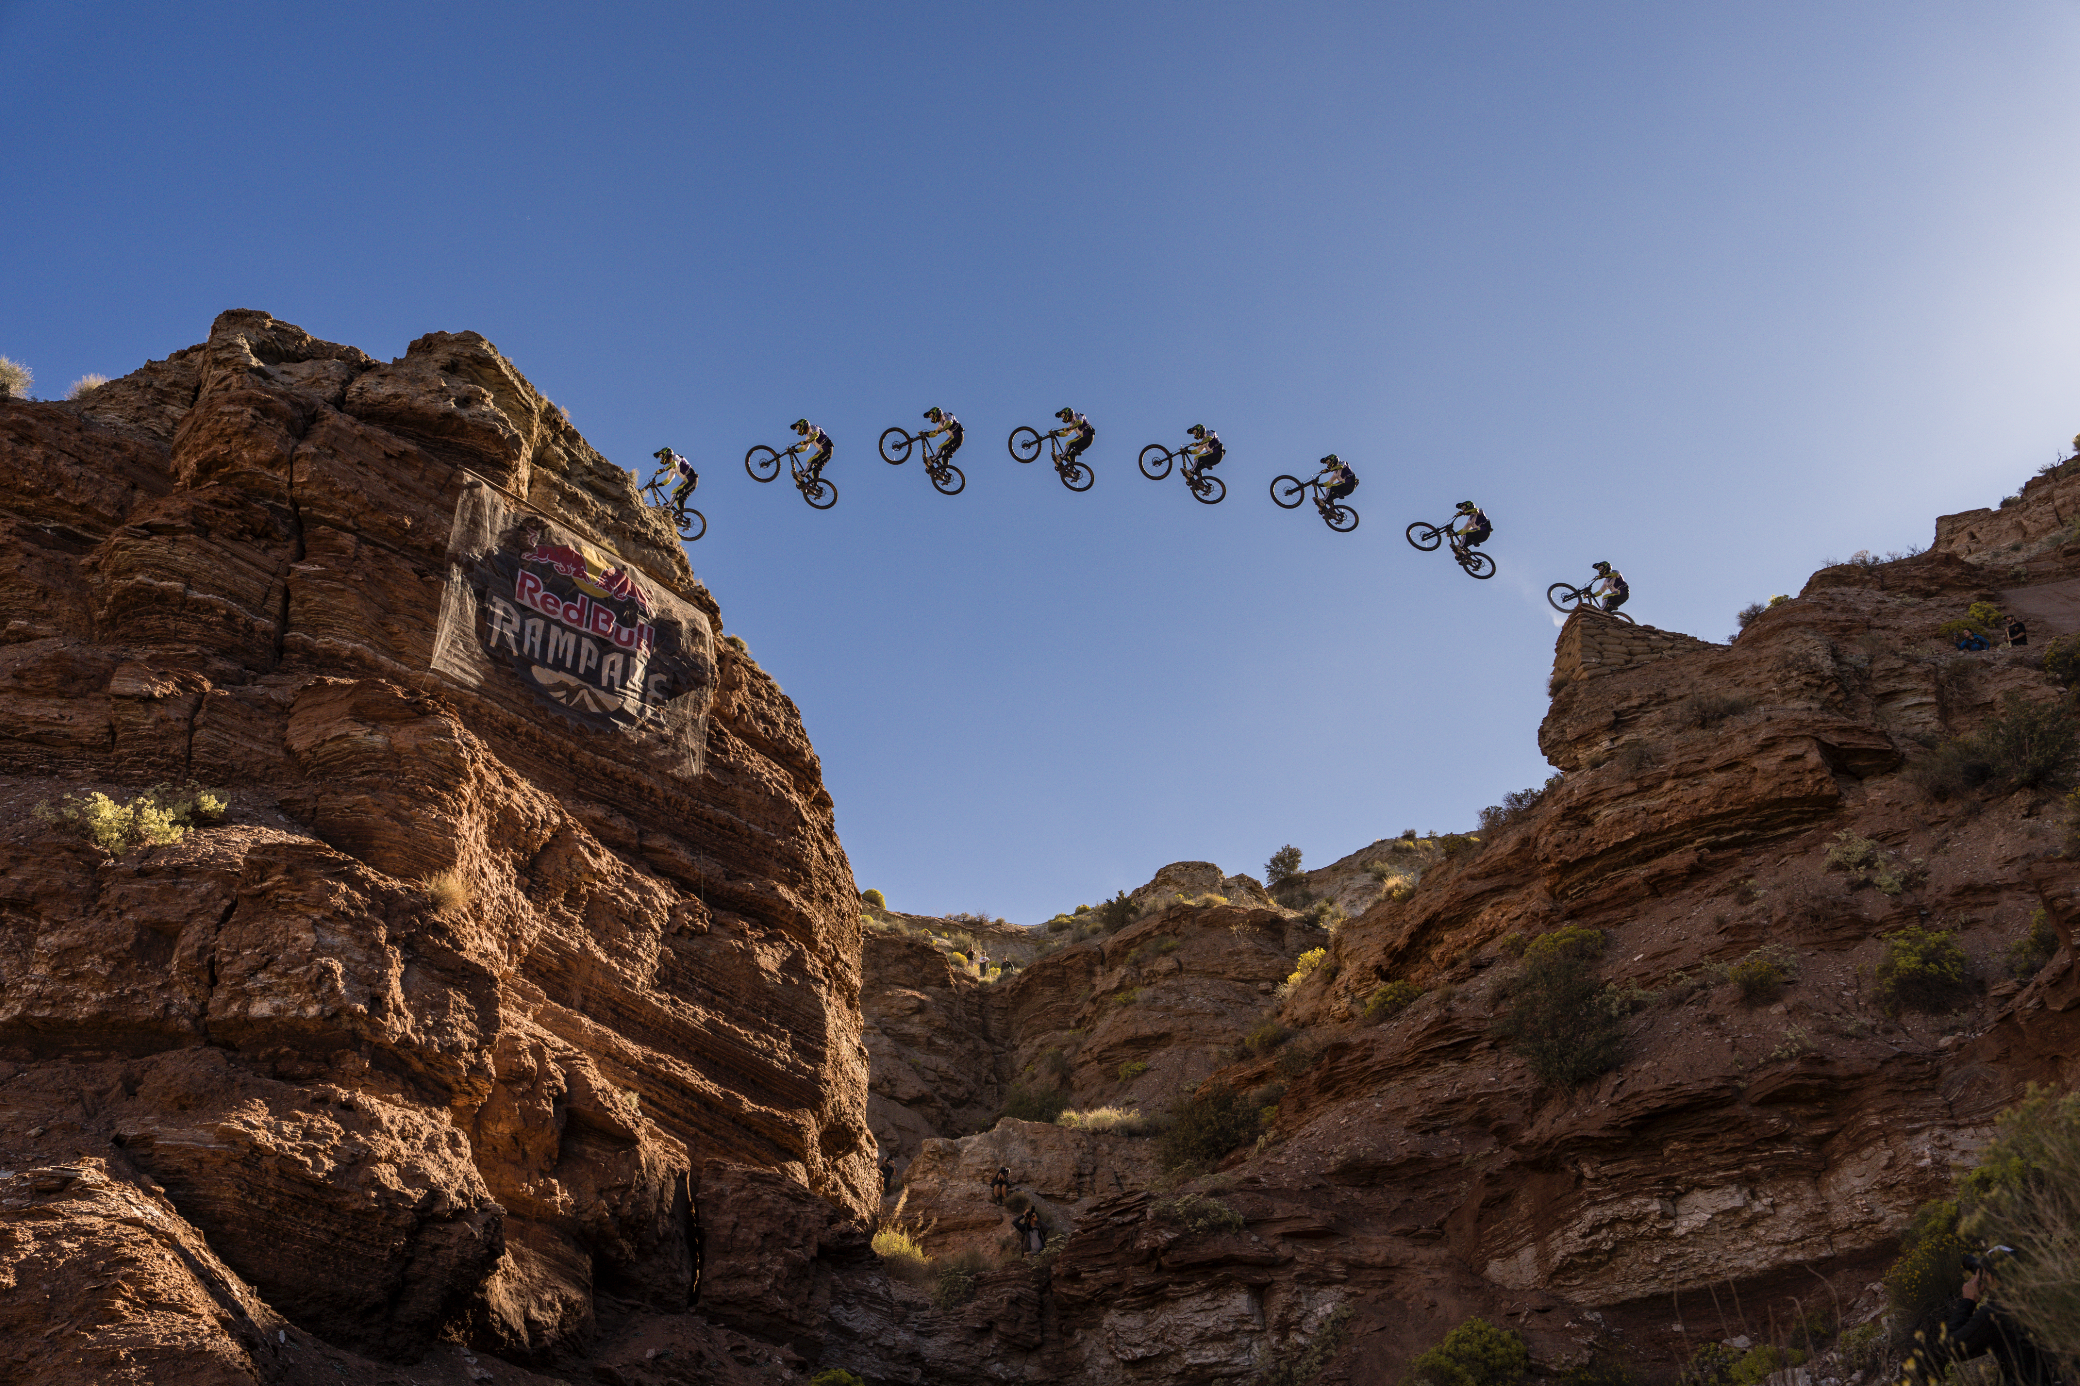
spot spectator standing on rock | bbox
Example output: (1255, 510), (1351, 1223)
(881, 1157), (895, 1197)
(990, 1167), (1011, 1205)
(1934, 1248), (2062, 1386)
(2006, 614), (2029, 647)
(1013, 1206), (1044, 1254)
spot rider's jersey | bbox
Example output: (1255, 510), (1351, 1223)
(662, 449), (696, 481)
(1061, 413), (1093, 443)
(1595, 571), (1628, 598)
(1189, 431), (1224, 465)
(926, 413), (963, 443)
(1452, 507), (1487, 534)
(1321, 464), (1355, 487)
(798, 424), (832, 458)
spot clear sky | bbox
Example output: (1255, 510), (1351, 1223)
(7, 2), (2080, 921)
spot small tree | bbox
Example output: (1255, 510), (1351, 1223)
(1265, 844), (1304, 889)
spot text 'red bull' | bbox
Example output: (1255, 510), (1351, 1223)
(514, 570), (655, 652)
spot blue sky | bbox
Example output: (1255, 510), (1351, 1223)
(7, 2), (2080, 920)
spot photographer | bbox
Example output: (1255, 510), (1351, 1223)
(1941, 1247), (2063, 1386)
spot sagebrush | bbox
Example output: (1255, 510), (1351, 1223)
(33, 783), (227, 855)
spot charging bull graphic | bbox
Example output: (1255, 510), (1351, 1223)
(431, 484), (714, 778)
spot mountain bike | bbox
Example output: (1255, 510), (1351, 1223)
(1547, 581), (1635, 623)
(745, 442), (839, 510)
(639, 474), (707, 541)
(1007, 425), (1095, 492)
(1269, 473), (1358, 532)
(1137, 443), (1226, 505)
(878, 427), (966, 496)
(1405, 520), (1495, 579)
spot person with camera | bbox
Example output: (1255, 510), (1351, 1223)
(1940, 1247), (2062, 1386)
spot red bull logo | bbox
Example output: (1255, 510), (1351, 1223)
(598, 564), (652, 614)
(522, 542), (591, 579)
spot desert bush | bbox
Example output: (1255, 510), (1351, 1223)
(1437, 832), (1480, 859)
(1248, 1303), (1352, 1386)
(1734, 600), (1770, 635)
(1939, 601), (2008, 644)
(1283, 948), (1329, 991)
(0, 356), (31, 399)
(1058, 1105), (1153, 1135)
(1265, 844), (1304, 888)
(1956, 1085), (2080, 1375)
(2007, 908), (2060, 978)
(1301, 900), (1347, 932)
(65, 373), (108, 399)
(1157, 1081), (1260, 1173)
(1884, 1197), (1968, 1342)
(1726, 1345), (1805, 1386)
(873, 1190), (935, 1283)
(1407, 1316), (1532, 1386)
(1364, 979), (1422, 1022)
(1824, 829), (1927, 894)
(1875, 926), (1973, 1014)
(1679, 1342), (1738, 1386)
(1046, 914), (1073, 932)
(724, 633), (749, 654)
(1977, 691), (2080, 788)
(932, 1248), (986, 1309)
(1905, 738), (1997, 801)
(1118, 1059), (1150, 1081)
(2045, 635), (2080, 687)
(1273, 1044), (1320, 1080)
(33, 783), (227, 856)
(861, 887), (886, 911)
(1498, 932), (1529, 958)
(1614, 741), (1656, 774)
(1243, 1016), (1293, 1056)
(1675, 692), (1753, 729)
(1093, 890), (1139, 932)
(1000, 1081), (1069, 1124)
(1726, 944), (1798, 1004)
(1477, 776), (1564, 834)
(1837, 1320), (1884, 1373)
(1153, 1192), (1246, 1235)
(1491, 928), (1625, 1088)
(946, 951), (968, 967)
(1366, 860), (1395, 881)
(811, 1371), (867, 1386)
(1112, 987), (1143, 1006)
(424, 869), (473, 918)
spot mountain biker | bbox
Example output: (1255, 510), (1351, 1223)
(652, 447), (699, 514)
(1051, 408), (1095, 467)
(1448, 500), (1490, 549)
(1184, 424), (1224, 472)
(1588, 560), (1629, 614)
(1316, 454), (1358, 503)
(922, 407), (964, 465)
(791, 419), (834, 481)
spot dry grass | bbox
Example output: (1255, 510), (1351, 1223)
(1057, 1105), (1155, 1136)
(0, 357), (31, 399)
(65, 373), (109, 399)
(873, 1190), (936, 1284)
(423, 869), (473, 917)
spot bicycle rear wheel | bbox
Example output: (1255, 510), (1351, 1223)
(679, 508), (707, 542)
(930, 463), (965, 496)
(1406, 521), (1444, 552)
(745, 445), (782, 483)
(802, 477), (839, 510)
(1192, 473), (1226, 505)
(1138, 444), (1174, 481)
(1270, 475), (1306, 509)
(1547, 582), (1583, 614)
(1461, 550), (1495, 579)
(1009, 426), (1043, 462)
(879, 428), (914, 465)
(1325, 504), (1358, 533)
(1059, 460), (1094, 492)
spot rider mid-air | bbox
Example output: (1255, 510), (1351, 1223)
(1184, 424), (1223, 473)
(1588, 560), (1628, 614)
(791, 418), (834, 481)
(1317, 454), (1358, 502)
(1052, 408), (1095, 468)
(922, 407), (963, 464)
(1448, 500), (1489, 551)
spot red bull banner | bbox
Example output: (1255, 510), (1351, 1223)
(431, 482), (713, 777)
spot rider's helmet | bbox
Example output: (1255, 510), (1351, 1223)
(1320, 453), (1340, 466)
(923, 407), (943, 421)
(1456, 500), (1477, 512)
(1186, 424), (1206, 439)
(1593, 560), (1613, 574)
(653, 447), (673, 460)
(1055, 408), (1076, 422)
(791, 418), (810, 434)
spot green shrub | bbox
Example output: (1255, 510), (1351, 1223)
(1283, 947), (1329, 991)
(861, 887), (886, 911)
(1157, 1081), (1260, 1173)
(1046, 914), (1073, 932)
(1727, 1345), (1805, 1386)
(1492, 928), (1626, 1087)
(1249, 1304), (1352, 1386)
(0, 356), (31, 399)
(1957, 1085), (2080, 1372)
(1726, 945), (1797, 1004)
(1273, 1045), (1318, 1079)
(1152, 1192), (1245, 1235)
(1407, 1317), (1531, 1386)
(1093, 889), (1139, 932)
(1976, 691), (2080, 788)
(2008, 909), (2060, 978)
(1437, 832), (1480, 858)
(2046, 635), (2080, 687)
(34, 783), (228, 856)
(1875, 926), (1973, 1014)
(1478, 777), (1563, 834)
(811, 1371), (867, 1386)
(1824, 830), (1927, 894)
(1112, 987), (1143, 1006)
(1905, 738), (1997, 801)
(1679, 1342), (1737, 1386)
(1118, 1059), (1150, 1080)
(1364, 979), (1422, 1022)
(1266, 844), (1304, 888)
(1000, 1081), (1068, 1124)
(946, 951), (968, 967)
(1938, 601), (2007, 644)
(1242, 1017), (1293, 1056)
(1884, 1197), (1968, 1340)
(1838, 1321), (1883, 1373)
(1302, 900), (1347, 932)
(932, 1249), (986, 1309)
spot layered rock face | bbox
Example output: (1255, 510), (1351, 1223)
(0, 312), (873, 1383)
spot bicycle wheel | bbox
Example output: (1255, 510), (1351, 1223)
(1547, 582), (1583, 614)
(1325, 504), (1358, 533)
(1270, 475), (1306, 509)
(1406, 521), (1444, 552)
(1138, 443), (1174, 481)
(679, 508), (707, 542)
(930, 463), (966, 496)
(802, 477), (839, 510)
(879, 427), (914, 465)
(1059, 460), (1094, 492)
(1009, 426), (1043, 462)
(1461, 550), (1495, 580)
(745, 445), (782, 483)
(1193, 473), (1226, 505)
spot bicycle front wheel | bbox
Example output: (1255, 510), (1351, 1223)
(1547, 582), (1583, 614)
(1461, 550), (1495, 580)
(802, 478), (839, 510)
(680, 508), (707, 542)
(745, 445), (782, 483)
(1406, 522), (1444, 552)
(1270, 475), (1306, 509)
(1325, 504), (1358, 533)
(930, 463), (966, 496)
(1059, 460), (1094, 492)
(879, 428), (914, 465)
(1009, 426), (1043, 463)
(1138, 444), (1174, 481)
(1193, 474), (1226, 505)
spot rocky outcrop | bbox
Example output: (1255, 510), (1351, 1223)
(0, 312), (873, 1381)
